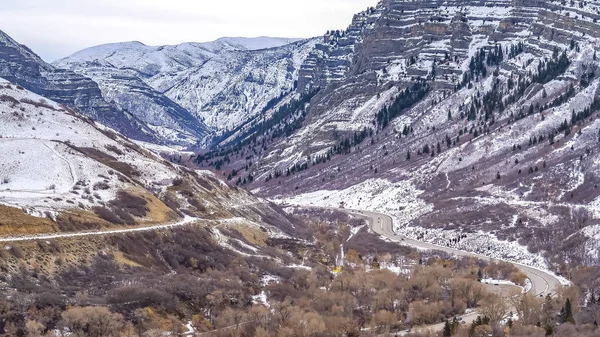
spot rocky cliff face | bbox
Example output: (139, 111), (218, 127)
(0, 30), (162, 143)
(199, 0), (600, 269)
(55, 38), (317, 145)
(297, 4), (385, 92)
(280, 0), (600, 157)
(53, 59), (211, 145)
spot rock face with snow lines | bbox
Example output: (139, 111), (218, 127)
(54, 37), (318, 144)
(198, 0), (600, 270)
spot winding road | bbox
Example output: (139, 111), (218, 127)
(340, 208), (564, 335)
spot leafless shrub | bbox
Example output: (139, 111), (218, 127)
(572, 207), (592, 229)
(110, 191), (147, 217)
(20, 98), (55, 110)
(160, 194), (182, 214)
(70, 146), (141, 179)
(105, 145), (124, 156)
(0, 94), (19, 105)
(194, 176), (215, 191)
(346, 226), (413, 256)
(121, 141), (144, 155)
(93, 207), (123, 224)
(180, 189), (194, 198)
(188, 198), (206, 212)
(113, 208), (135, 225)
(93, 182), (110, 191)
(8, 246), (25, 259)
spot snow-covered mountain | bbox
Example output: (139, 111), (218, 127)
(0, 77), (295, 237)
(198, 0), (600, 272)
(54, 37), (317, 142)
(0, 29), (213, 145)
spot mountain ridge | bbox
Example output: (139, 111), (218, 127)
(55, 36), (319, 142)
(0, 29), (214, 145)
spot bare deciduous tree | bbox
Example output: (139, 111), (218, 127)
(480, 294), (509, 337)
(61, 306), (124, 337)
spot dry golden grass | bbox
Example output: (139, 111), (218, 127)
(141, 307), (178, 332)
(112, 250), (142, 267)
(58, 209), (115, 229)
(232, 225), (268, 247)
(131, 189), (179, 224)
(0, 234), (108, 276)
(0, 205), (58, 236)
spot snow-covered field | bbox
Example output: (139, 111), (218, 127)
(279, 178), (431, 226)
(0, 79), (177, 215)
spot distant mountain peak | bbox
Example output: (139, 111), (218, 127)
(211, 37), (305, 51)
(53, 36), (319, 142)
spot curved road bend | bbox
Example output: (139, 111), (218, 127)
(339, 209), (563, 335)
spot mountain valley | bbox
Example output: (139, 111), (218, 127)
(1, 0), (600, 336)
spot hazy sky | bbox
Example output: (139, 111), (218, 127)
(0, 0), (376, 62)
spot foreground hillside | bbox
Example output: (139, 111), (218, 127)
(197, 0), (600, 275)
(0, 77), (300, 241)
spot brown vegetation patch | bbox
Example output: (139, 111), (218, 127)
(0, 94), (20, 105)
(231, 225), (268, 247)
(56, 210), (114, 232)
(68, 146), (140, 179)
(0, 205), (58, 236)
(19, 98), (56, 110)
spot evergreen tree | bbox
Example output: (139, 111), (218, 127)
(564, 298), (575, 324)
(443, 319), (452, 337)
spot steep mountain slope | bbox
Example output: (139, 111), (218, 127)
(0, 77), (296, 241)
(0, 30), (187, 144)
(198, 0), (600, 273)
(54, 37), (318, 141)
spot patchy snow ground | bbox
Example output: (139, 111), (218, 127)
(582, 224), (600, 262)
(0, 79), (179, 216)
(278, 178), (432, 227)
(277, 177), (554, 270)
